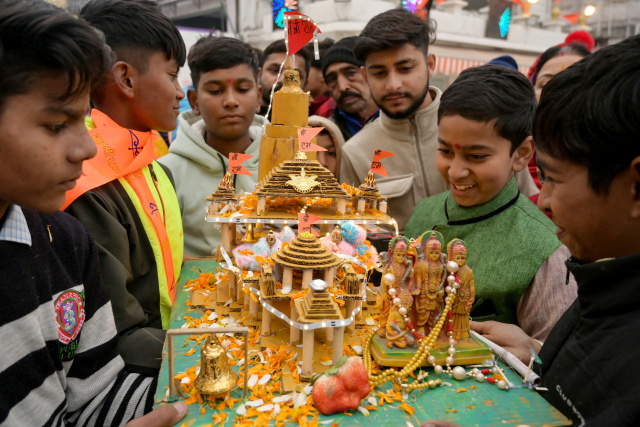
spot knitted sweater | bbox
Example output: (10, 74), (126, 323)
(0, 206), (154, 426)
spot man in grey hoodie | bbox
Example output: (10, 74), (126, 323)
(159, 36), (267, 257)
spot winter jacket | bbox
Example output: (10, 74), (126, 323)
(159, 111), (267, 257)
(538, 254), (640, 426)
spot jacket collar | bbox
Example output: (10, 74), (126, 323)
(567, 253), (640, 316)
(444, 177), (519, 225)
(378, 87), (442, 141)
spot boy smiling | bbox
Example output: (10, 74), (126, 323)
(405, 65), (576, 340)
(160, 36), (266, 257)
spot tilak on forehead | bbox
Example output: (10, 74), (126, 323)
(226, 79), (232, 83)
(454, 143), (461, 150)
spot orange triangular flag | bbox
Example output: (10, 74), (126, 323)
(298, 212), (321, 237)
(370, 149), (396, 177)
(298, 127), (327, 152)
(562, 13), (580, 25)
(229, 152), (253, 176)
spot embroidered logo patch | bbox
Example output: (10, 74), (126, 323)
(54, 290), (85, 345)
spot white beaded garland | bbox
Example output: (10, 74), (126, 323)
(427, 355), (436, 365)
(434, 365), (443, 374)
(475, 373), (485, 382)
(452, 366), (466, 381)
(447, 347), (457, 356)
(446, 261), (459, 273)
(497, 380), (508, 390)
(445, 356), (454, 366)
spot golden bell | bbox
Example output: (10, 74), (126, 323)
(193, 334), (238, 398)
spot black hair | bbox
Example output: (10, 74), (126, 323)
(79, 0), (186, 72)
(0, 0), (111, 114)
(188, 36), (259, 88)
(355, 8), (436, 62)
(533, 35), (640, 194)
(531, 42), (591, 84)
(304, 38), (334, 69)
(262, 39), (311, 76)
(438, 65), (536, 153)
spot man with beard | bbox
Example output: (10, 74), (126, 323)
(322, 37), (379, 141)
(341, 9), (537, 232)
(258, 39), (310, 120)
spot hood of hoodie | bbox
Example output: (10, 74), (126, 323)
(168, 110), (267, 174)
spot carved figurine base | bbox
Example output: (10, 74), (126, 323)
(369, 334), (493, 368)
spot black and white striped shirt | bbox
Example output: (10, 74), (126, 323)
(0, 207), (155, 426)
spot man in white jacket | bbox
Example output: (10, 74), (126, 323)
(340, 9), (538, 233)
(160, 36), (266, 257)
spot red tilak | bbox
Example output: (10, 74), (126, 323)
(454, 143), (461, 150)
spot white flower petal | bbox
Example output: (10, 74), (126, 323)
(367, 396), (377, 407)
(272, 394), (292, 403)
(357, 406), (370, 417)
(247, 374), (259, 388)
(180, 376), (190, 384)
(208, 312), (218, 321)
(257, 403), (274, 412)
(236, 404), (247, 416)
(352, 345), (363, 355)
(245, 399), (264, 407)
(258, 374), (271, 385)
(303, 384), (313, 395)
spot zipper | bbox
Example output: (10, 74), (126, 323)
(410, 118), (429, 194)
(148, 163), (166, 226)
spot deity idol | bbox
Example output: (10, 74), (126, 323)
(385, 301), (415, 349)
(378, 236), (413, 338)
(413, 231), (446, 336)
(447, 239), (475, 341)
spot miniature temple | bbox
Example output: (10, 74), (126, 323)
(255, 152), (350, 215)
(354, 170), (387, 214)
(294, 279), (345, 377)
(258, 56), (316, 181)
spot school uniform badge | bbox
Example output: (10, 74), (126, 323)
(54, 290), (85, 345)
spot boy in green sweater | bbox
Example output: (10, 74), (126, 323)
(405, 65), (576, 340)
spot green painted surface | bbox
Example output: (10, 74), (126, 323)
(154, 260), (571, 426)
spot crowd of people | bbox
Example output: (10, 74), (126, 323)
(0, 0), (639, 425)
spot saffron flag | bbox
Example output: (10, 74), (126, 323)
(229, 152), (253, 176)
(298, 127), (327, 152)
(298, 212), (321, 237)
(284, 11), (321, 55)
(370, 149), (396, 177)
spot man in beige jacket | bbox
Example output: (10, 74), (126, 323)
(340, 9), (538, 232)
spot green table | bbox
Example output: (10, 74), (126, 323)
(154, 260), (570, 426)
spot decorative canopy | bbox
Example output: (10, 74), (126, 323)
(256, 157), (349, 200)
(207, 171), (237, 202)
(272, 232), (342, 270)
(355, 170), (386, 202)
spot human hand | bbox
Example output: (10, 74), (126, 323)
(124, 401), (187, 427)
(470, 320), (541, 364)
(421, 420), (463, 427)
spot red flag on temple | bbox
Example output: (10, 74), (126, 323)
(284, 11), (321, 55)
(228, 152), (253, 176)
(298, 212), (321, 237)
(297, 127), (327, 152)
(370, 149), (396, 177)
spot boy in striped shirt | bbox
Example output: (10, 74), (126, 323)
(0, 1), (185, 425)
